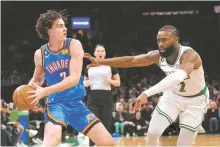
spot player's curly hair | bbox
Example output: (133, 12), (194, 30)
(159, 25), (180, 37)
(35, 9), (68, 41)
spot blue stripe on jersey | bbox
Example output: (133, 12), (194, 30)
(42, 38), (86, 103)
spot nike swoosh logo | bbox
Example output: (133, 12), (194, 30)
(45, 55), (50, 58)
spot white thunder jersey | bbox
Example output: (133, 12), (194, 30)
(159, 45), (206, 97)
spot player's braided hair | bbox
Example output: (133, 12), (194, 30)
(35, 9), (68, 41)
(159, 25), (180, 37)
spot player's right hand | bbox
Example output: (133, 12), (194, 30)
(130, 92), (147, 113)
(27, 83), (47, 106)
(84, 53), (100, 68)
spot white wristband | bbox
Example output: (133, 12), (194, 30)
(144, 69), (187, 97)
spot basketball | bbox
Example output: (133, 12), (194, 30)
(13, 85), (36, 111)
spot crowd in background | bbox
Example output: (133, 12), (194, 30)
(1, 1), (220, 146)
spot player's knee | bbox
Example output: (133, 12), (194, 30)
(147, 127), (162, 138)
(53, 137), (61, 146)
(146, 129), (161, 146)
(44, 137), (61, 146)
(45, 131), (61, 146)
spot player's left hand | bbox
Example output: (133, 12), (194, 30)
(27, 83), (47, 106)
(84, 53), (100, 68)
(130, 92), (148, 113)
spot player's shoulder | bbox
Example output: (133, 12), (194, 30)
(34, 48), (42, 58)
(181, 45), (193, 50)
(34, 48), (44, 66)
(147, 50), (160, 60)
(135, 50), (159, 61)
(68, 38), (84, 56)
(148, 50), (160, 56)
(180, 45), (201, 64)
(146, 50), (160, 65)
(69, 38), (82, 45)
(69, 38), (83, 50)
(181, 45), (200, 57)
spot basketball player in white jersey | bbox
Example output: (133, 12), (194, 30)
(84, 25), (209, 146)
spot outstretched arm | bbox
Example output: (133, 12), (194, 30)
(144, 49), (200, 97)
(84, 50), (160, 68)
(132, 49), (201, 112)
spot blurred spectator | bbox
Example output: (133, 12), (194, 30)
(119, 98), (129, 112)
(1, 126), (15, 146)
(206, 101), (220, 133)
(14, 120), (27, 147)
(151, 95), (160, 109)
(114, 103), (126, 136)
(131, 111), (148, 136)
(141, 103), (153, 124)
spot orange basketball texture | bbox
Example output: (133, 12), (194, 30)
(13, 85), (36, 110)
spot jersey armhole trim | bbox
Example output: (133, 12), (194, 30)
(181, 48), (199, 69)
(40, 47), (44, 67)
(158, 56), (163, 67)
(66, 38), (72, 53)
(67, 38), (72, 48)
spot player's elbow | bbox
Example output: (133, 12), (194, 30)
(130, 59), (138, 67)
(28, 78), (43, 87)
(69, 76), (80, 86)
(130, 56), (146, 67)
(171, 69), (188, 85)
(173, 79), (184, 85)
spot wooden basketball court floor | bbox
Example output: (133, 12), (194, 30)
(115, 135), (220, 146)
(43, 134), (219, 147)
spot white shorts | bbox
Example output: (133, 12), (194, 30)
(155, 89), (209, 132)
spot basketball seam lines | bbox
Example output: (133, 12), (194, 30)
(19, 90), (31, 110)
